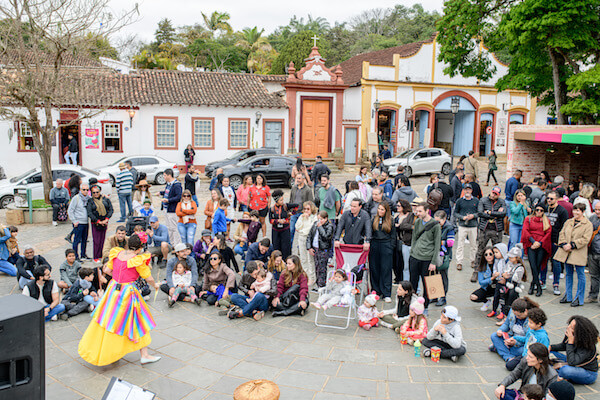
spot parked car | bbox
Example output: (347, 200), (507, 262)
(222, 155), (298, 189)
(383, 148), (452, 177)
(96, 155), (179, 186)
(0, 164), (112, 208)
(204, 148), (278, 178)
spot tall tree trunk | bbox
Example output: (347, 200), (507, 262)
(548, 49), (567, 124)
(39, 130), (53, 203)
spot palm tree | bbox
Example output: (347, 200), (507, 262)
(201, 11), (232, 36)
(236, 26), (272, 73)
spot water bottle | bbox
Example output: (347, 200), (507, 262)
(414, 339), (421, 357)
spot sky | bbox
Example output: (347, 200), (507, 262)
(108, 0), (446, 43)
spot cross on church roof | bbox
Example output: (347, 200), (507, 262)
(311, 35), (319, 47)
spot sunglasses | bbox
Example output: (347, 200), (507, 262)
(210, 256), (220, 261)
(92, 191), (100, 194)
(183, 195), (191, 198)
(81, 188), (89, 191)
(484, 252), (494, 256)
(535, 209), (544, 212)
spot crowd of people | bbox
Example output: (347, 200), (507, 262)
(0, 150), (597, 399)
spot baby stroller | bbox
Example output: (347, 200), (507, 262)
(126, 215), (149, 236)
(314, 269), (358, 330)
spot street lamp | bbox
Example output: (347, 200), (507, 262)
(255, 111), (262, 125)
(450, 96), (460, 168)
(372, 99), (381, 118)
(128, 109), (136, 128)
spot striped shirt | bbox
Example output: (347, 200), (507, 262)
(116, 170), (134, 194)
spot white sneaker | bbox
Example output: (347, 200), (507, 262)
(88, 304), (95, 312)
(560, 273), (565, 279)
(384, 297), (392, 303)
(480, 300), (491, 312)
(52, 221), (57, 226)
(548, 274), (554, 280)
(51, 314), (58, 321)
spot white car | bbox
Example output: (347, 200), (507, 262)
(96, 155), (179, 186)
(383, 148), (453, 177)
(0, 164), (112, 208)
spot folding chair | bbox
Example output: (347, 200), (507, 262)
(334, 244), (370, 305)
(314, 270), (357, 330)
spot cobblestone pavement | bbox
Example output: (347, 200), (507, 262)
(1, 162), (599, 399)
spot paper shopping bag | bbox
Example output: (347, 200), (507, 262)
(424, 272), (445, 299)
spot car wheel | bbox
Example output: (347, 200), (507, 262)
(155, 172), (166, 185)
(0, 195), (14, 209)
(441, 163), (452, 175)
(109, 175), (115, 186)
(229, 175), (242, 189)
(405, 166), (413, 177)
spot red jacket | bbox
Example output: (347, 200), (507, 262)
(521, 215), (552, 264)
(277, 272), (308, 302)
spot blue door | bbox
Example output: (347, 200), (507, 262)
(418, 111), (429, 148)
(344, 128), (357, 164)
(453, 111), (475, 156)
(264, 121), (282, 152)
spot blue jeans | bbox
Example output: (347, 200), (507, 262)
(230, 292), (269, 317)
(234, 242), (248, 260)
(239, 205), (249, 213)
(45, 304), (66, 322)
(0, 260), (17, 276)
(83, 295), (100, 307)
(72, 223), (88, 259)
(118, 192), (132, 221)
(551, 351), (598, 385)
(565, 263), (586, 303)
(177, 222), (197, 245)
(490, 333), (523, 361)
(508, 222), (522, 251)
(500, 389), (519, 400)
(192, 195), (198, 206)
(289, 213), (300, 245)
(541, 243), (562, 286)
(505, 200), (512, 220)
(18, 270), (34, 289)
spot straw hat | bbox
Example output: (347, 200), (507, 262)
(135, 179), (152, 188)
(233, 380), (280, 400)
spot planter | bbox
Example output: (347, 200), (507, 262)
(7, 206), (53, 224)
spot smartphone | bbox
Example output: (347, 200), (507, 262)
(502, 332), (510, 340)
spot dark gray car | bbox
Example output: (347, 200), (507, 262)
(204, 148), (277, 177)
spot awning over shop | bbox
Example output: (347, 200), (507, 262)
(514, 127), (600, 145)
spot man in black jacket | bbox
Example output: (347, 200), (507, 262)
(474, 186), (506, 281)
(310, 155), (331, 184)
(335, 199), (372, 249)
(427, 174), (454, 217)
(22, 265), (65, 322)
(16, 245), (52, 289)
(365, 187), (390, 217)
(228, 261), (276, 319)
(545, 190), (569, 295)
(66, 134), (78, 165)
(450, 169), (464, 205)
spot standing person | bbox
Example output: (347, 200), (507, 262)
(289, 174), (314, 246)
(86, 185), (113, 263)
(364, 187), (389, 218)
(271, 255), (309, 317)
(448, 161), (464, 187)
(521, 205), (552, 297)
(378, 171), (394, 199)
(269, 190), (296, 260)
(65, 133), (78, 165)
(463, 150), (478, 181)
(544, 190), (569, 295)
(291, 157), (312, 186)
(22, 265), (66, 321)
(0, 225), (17, 277)
(209, 168), (223, 191)
(335, 198), (372, 247)
(310, 155), (331, 187)
(161, 169), (182, 246)
(132, 180), (154, 216)
(218, 176), (237, 237)
(64, 174), (82, 245)
(369, 202), (396, 302)
(125, 160), (138, 186)
(212, 200), (235, 237)
(307, 211), (335, 288)
(115, 162), (134, 222)
(204, 189), (222, 231)
(586, 202), (600, 303)
(78, 235), (161, 366)
(427, 174), (454, 217)
(356, 165), (370, 184)
(395, 199), (415, 282)
(392, 176), (417, 204)
(486, 150), (498, 186)
(68, 184), (90, 261)
(183, 144), (195, 172)
(295, 201), (318, 286)
(450, 169), (465, 206)
(409, 202), (442, 311)
(505, 170), (523, 219)
(317, 175), (341, 223)
(236, 175), (253, 213)
(529, 179), (548, 208)
(573, 183), (595, 218)
(555, 203), (593, 307)
(463, 173), (482, 199)
(184, 165), (199, 206)
(247, 174), (271, 237)
(50, 179), (70, 226)
(474, 186), (507, 282)
(508, 189), (531, 251)
(454, 183), (479, 271)
(433, 210), (454, 306)
(176, 189), (198, 245)
(342, 181), (364, 213)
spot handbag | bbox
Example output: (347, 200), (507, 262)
(57, 203), (68, 221)
(424, 271), (445, 299)
(205, 218), (212, 230)
(437, 254), (451, 271)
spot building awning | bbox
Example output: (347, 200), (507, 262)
(514, 127), (600, 145)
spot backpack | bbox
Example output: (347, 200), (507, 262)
(427, 184), (443, 212)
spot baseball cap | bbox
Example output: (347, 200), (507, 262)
(464, 183), (473, 190)
(442, 305), (461, 322)
(149, 216), (159, 223)
(492, 186), (501, 194)
(172, 243), (187, 253)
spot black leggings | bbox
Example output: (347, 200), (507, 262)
(409, 256), (431, 308)
(422, 338), (466, 359)
(527, 247), (546, 284)
(492, 284), (519, 315)
(487, 169), (498, 184)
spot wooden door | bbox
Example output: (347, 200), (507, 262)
(301, 99), (329, 158)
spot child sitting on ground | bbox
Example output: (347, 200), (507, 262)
(207, 284), (226, 304)
(133, 225), (149, 249)
(505, 307), (549, 371)
(490, 297), (539, 366)
(399, 297), (428, 344)
(61, 267), (100, 318)
(520, 384), (544, 400)
(422, 305), (467, 362)
(313, 270), (349, 309)
(249, 268), (273, 299)
(380, 281), (417, 329)
(358, 293), (382, 331)
(489, 245), (527, 320)
(58, 249), (81, 292)
(168, 260), (199, 307)
(139, 199), (154, 217)
(7, 225), (20, 265)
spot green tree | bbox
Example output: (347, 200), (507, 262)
(154, 18), (176, 47)
(270, 31), (329, 75)
(322, 24), (356, 66)
(201, 11), (233, 37)
(188, 36), (248, 72)
(86, 33), (119, 60)
(236, 27), (273, 73)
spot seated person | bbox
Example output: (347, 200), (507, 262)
(422, 306), (467, 362)
(160, 243), (199, 303)
(200, 251), (236, 306)
(168, 259), (200, 307)
(16, 245), (52, 289)
(58, 249), (82, 291)
(61, 267), (100, 318)
(146, 216), (171, 267)
(245, 238), (273, 268)
(506, 308), (549, 371)
(227, 261), (276, 321)
(193, 229), (213, 267)
(7, 225), (20, 265)
(22, 265), (65, 322)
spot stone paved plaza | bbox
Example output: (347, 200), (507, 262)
(1, 167), (600, 399)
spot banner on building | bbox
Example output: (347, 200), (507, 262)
(85, 129), (99, 149)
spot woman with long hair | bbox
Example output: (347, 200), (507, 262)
(573, 183), (595, 218)
(508, 189), (531, 251)
(176, 189), (198, 245)
(132, 180), (154, 215)
(214, 233), (239, 273)
(200, 251), (236, 306)
(295, 201), (318, 286)
(495, 343), (558, 399)
(78, 235), (161, 366)
(266, 250), (284, 282)
(248, 173), (271, 236)
(235, 175), (253, 213)
(521, 205), (552, 296)
(549, 315), (599, 385)
(204, 189), (222, 231)
(470, 246), (496, 305)
(370, 201), (396, 302)
(183, 144), (195, 172)
(271, 255), (309, 317)
(291, 158), (311, 186)
(395, 199), (415, 283)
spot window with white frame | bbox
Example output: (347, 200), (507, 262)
(19, 122), (34, 150)
(193, 119), (213, 148)
(103, 122), (121, 151)
(229, 119), (249, 148)
(156, 118), (176, 147)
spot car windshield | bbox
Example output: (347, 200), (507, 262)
(394, 149), (419, 159)
(110, 156), (129, 166)
(238, 156), (262, 166)
(81, 166), (100, 175)
(10, 168), (37, 183)
(226, 150), (246, 161)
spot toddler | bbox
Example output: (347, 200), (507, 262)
(61, 267), (100, 318)
(521, 384), (544, 400)
(7, 225), (19, 264)
(399, 297), (428, 344)
(358, 293), (382, 331)
(505, 307), (549, 371)
(139, 199), (154, 217)
(207, 284), (226, 301)
(381, 281), (417, 330)
(249, 269), (273, 298)
(422, 305), (467, 362)
(133, 225), (149, 248)
(168, 261), (198, 307)
(313, 270), (348, 309)
(489, 246), (527, 320)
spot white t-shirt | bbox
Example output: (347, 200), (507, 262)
(22, 281), (58, 305)
(222, 186), (236, 215)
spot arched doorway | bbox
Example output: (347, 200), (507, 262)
(432, 92), (478, 156)
(376, 108), (398, 154)
(415, 110), (429, 148)
(480, 113), (495, 156)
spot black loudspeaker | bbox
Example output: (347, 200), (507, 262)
(0, 294), (45, 400)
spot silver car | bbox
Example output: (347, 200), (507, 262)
(383, 148), (452, 177)
(97, 155), (180, 186)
